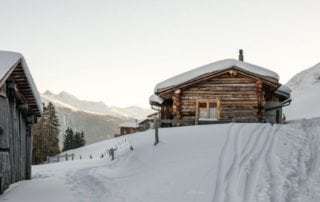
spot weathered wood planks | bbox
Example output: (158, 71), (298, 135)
(0, 86), (33, 194)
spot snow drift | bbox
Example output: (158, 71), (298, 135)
(286, 62), (320, 120)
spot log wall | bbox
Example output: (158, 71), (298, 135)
(178, 71), (265, 123)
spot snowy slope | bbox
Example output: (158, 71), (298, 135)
(2, 119), (320, 202)
(53, 106), (129, 146)
(286, 63), (320, 120)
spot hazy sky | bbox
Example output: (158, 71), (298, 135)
(1, 0), (320, 107)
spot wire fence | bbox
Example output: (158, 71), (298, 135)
(46, 137), (132, 164)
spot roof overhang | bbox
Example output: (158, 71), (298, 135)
(0, 51), (42, 116)
(156, 67), (280, 96)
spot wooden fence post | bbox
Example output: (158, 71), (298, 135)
(71, 154), (74, 161)
(108, 148), (116, 161)
(65, 153), (68, 161)
(154, 118), (159, 145)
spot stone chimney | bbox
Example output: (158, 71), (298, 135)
(238, 49), (244, 62)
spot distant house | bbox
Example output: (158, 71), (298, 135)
(138, 119), (151, 131)
(116, 115), (158, 137)
(0, 51), (42, 194)
(118, 120), (140, 136)
(150, 50), (291, 126)
(144, 112), (159, 129)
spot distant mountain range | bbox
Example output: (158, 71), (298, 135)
(41, 91), (154, 146)
(42, 90), (153, 119)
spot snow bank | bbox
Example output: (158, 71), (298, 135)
(155, 59), (279, 92)
(2, 119), (320, 202)
(286, 62), (320, 120)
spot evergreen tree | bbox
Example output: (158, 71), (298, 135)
(63, 127), (74, 151)
(45, 102), (60, 156)
(80, 131), (86, 147)
(63, 129), (86, 151)
(32, 102), (61, 164)
(32, 115), (46, 164)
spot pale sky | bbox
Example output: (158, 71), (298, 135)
(1, 0), (320, 107)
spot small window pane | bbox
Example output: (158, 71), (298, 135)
(199, 108), (208, 119)
(209, 107), (217, 120)
(199, 102), (207, 108)
(198, 100), (218, 121)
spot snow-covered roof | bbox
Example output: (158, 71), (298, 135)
(155, 59), (279, 93)
(275, 85), (291, 98)
(277, 85), (292, 94)
(119, 121), (140, 128)
(0, 51), (42, 114)
(149, 94), (164, 105)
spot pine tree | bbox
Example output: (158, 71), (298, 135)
(63, 127), (74, 151)
(45, 102), (60, 156)
(64, 129), (86, 151)
(32, 102), (61, 164)
(73, 131), (81, 149)
(32, 115), (46, 164)
(80, 131), (86, 147)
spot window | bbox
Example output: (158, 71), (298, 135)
(199, 102), (208, 119)
(196, 99), (219, 121)
(209, 103), (217, 119)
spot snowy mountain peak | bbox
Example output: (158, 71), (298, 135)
(41, 90), (153, 120)
(43, 90), (54, 96)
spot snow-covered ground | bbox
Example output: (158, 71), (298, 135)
(2, 119), (320, 202)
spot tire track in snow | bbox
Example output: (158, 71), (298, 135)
(264, 125), (281, 202)
(239, 125), (267, 168)
(240, 125), (265, 157)
(241, 125), (274, 202)
(67, 165), (111, 202)
(212, 123), (235, 202)
(224, 124), (246, 202)
(226, 124), (267, 202)
(237, 125), (267, 199)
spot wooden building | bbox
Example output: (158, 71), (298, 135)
(0, 51), (42, 194)
(118, 121), (140, 136)
(150, 50), (291, 126)
(116, 117), (156, 137)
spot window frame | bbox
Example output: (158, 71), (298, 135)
(195, 98), (221, 124)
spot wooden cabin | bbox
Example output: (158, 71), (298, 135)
(118, 121), (140, 136)
(150, 51), (291, 126)
(0, 51), (42, 194)
(116, 117), (155, 137)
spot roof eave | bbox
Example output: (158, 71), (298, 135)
(156, 67), (279, 95)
